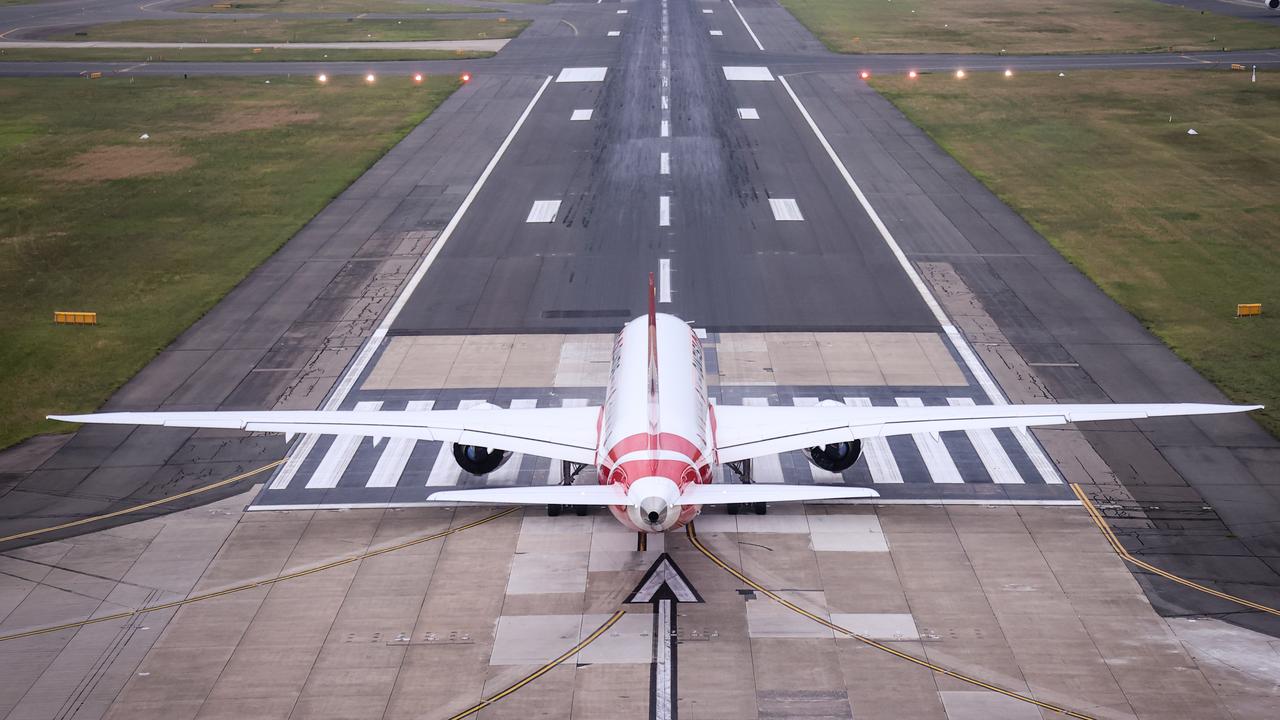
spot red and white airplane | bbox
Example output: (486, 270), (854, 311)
(52, 276), (1259, 533)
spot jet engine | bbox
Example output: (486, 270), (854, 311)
(803, 441), (863, 473)
(452, 444), (512, 475)
(1270, 0), (1279, 10)
(450, 402), (512, 475)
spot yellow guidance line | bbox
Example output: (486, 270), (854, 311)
(448, 609), (627, 720)
(0, 458), (289, 545)
(0, 507), (519, 643)
(1071, 484), (1280, 617)
(685, 523), (1096, 720)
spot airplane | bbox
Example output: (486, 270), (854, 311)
(51, 275), (1260, 534)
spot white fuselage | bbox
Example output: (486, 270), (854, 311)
(596, 313), (713, 532)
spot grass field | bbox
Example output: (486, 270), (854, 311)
(49, 18), (525, 43)
(0, 47), (492, 62)
(781, 0), (1280, 54)
(188, 0), (497, 13)
(0, 75), (459, 449)
(871, 70), (1279, 435)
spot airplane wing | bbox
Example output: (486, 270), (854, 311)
(49, 407), (601, 466)
(431, 482), (878, 506)
(712, 402), (1261, 464)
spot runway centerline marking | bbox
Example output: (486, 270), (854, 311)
(570, 108), (593, 121)
(776, 74), (1063, 484)
(270, 74), (553, 490)
(660, 151), (670, 175)
(526, 200), (562, 223)
(659, 259), (673, 303)
(737, 107), (760, 120)
(659, 196), (671, 227)
(768, 198), (803, 221)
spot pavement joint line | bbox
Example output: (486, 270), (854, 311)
(0, 458), (287, 545)
(447, 610), (627, 720)
(727, 0), (763, 52)
(0, 507), (519, 644)
(270, 73), (554, 490)
(684, 523), (1097, 720)
(1072, 484), (1280, 617)
(775, 73), (1063, 486)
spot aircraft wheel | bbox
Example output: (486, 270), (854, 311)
(752, 502), (767, 515)
(547, 504), (562, 517)
(573, 505), (589, 516)
(727, 503), (740, 515)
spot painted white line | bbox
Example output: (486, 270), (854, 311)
(659, 196), (671, 227)
(526, 200), (561, 223)
(556, 67), (608, 83)
(270, 76), (553, 490)
(661, 95), (669, 110)
(659, 258), (673, 303)
(727, 0), (764, 51)
(617, 8), (628, 13)
(768, 198), (803, 221)
(722, 66), (773, 82)
(709, 30), (724, 36)
(947, 398), (1023, 484)
(793, 398), (848, 483)
(776, 75), (1064, 484)
(571, 108), (593, 121)
(660, 120), (670, 137)
(742, 398), (785, 483)
(703, 8), (713, 13)
(485, 399), (538, 485)
(306, 401), (382, 488)
(426, 399), (487, 486)
(895, 398), (964, 483)
(737, 107), (760, 120)
(367, 400), (434, 487)
(844, 398), (904, 484)
(660, 151), (670, 175)
(607, 30), (621, 37)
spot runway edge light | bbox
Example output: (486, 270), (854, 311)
(461, 72), (472, 83)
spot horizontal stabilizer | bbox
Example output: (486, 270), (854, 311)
(430, 485), (627, 506)
(676, 484), (879, 506)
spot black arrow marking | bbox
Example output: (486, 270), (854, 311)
(627, 553), (702, 720)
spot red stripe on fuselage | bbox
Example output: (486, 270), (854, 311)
(604, 432), (704, 465)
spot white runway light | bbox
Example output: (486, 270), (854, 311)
(365, 73), (376, 83)
(317, 73), (328, 84)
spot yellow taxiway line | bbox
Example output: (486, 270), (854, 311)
(1071, 483), (1280, 617)
(685, 522), (1098, 720)
(447, 610), (627, 720)
(0, 458), (288, 545)
(0, 506), (518, 643)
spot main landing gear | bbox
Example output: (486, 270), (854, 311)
(725, 459), (767, 516)
(548, 460), (591, 517)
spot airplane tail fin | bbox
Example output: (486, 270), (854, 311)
(647, 272), (660, 437)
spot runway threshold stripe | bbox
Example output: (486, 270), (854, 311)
(845, 398), (904, 484)
(0, 458), (286, 545)
(685, 523), (1097, 720)
(895, 398), (963, 483)
(1072, 484), (1280, 618)
(947, 398), (1022, 484)
(366, 400), (434, 488)
(447, 610), (627, 720)
(0, 507), (518, 643)
(307, 401), (382, 488)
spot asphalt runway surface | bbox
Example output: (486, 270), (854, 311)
(0, 0), (1277, 666)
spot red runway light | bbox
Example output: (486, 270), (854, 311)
(413, 72), (424, 83)
(859, 70), (870, 80)
(460, 72), (472, 83)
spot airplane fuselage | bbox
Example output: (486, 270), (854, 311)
(597, 313), (713, 532)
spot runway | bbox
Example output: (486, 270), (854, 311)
(1, 0), (1279, 716)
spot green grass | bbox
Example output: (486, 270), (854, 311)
(780, 0), (1280, 54)
(189, 0), (498, 12)
(0, 47), (493, 62)
(49, 18), (526, 43)
(0, 75), (459, 449)
(870, 70), (1280, 435)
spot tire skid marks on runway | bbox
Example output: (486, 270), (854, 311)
(271, 395), (1042, 493)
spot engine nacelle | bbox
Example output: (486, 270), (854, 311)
(803, 441), (863, 473)
(1270, 0), (1279, 10)
(452, 444), (513, 475)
